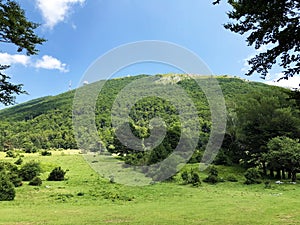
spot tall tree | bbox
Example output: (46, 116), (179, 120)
(266, 136), (300, 182)
(234, 89), (300, 171)
(215, 0), (300, 80)
(0, 0), (45, 105)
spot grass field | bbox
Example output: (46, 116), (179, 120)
(0, 151), (299, 225)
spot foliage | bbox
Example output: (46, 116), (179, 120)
(190, 171), (201, 186)
(29, 176), (42, 186)
(265, 136), (300, 182)
(181, 169), (201, 186)
(0, 173), (15, 201)
(203, 166), (219, 184)
(232, 89), (300, 170)
(0, 0), (46, 105)
(0, 161), (22, 187)
(5, 150), (16, 158)
(0, 75), (300, 182)
(213, 149), (232, 165)
(14, 157), (23, 165)
(244, 167), (261, 185)
(47, 167), (66, 181)
(220, 0), (300, 79)
(41, 150), (52, 156)
(19, 161), (41, 181)
(226, 175), (238, 182)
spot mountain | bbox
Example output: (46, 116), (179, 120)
(0, 74), (296, 157)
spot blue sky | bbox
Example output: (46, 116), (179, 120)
(1, 0), (297, 108)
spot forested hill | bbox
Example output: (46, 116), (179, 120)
(0, 74), (283, 122)
(0, 74), (299, 169)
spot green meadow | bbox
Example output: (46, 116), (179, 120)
(0, 151), (299, 225)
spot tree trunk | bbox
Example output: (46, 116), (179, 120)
(269, 169), (274, 178)
(262, 162), (267, 176)
(282, 168), (286, 179)
(288, 170), (292, 179)
(291, 171), (297, 182)
(275, 169), (281, 179)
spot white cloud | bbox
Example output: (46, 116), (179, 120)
(0, 53), (31, 66)
(35, 55), (69, 72)
(0, 53), (69, 72)
(36, 0), (85, 29)
(265, 73), (300, 90)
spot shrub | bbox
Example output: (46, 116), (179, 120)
(5, 150), (16, 158)
(14, 157), (23, 165)
(226, 175), (238, 182)
(19, 161), (41, 181)
(0, 161), (22, 187)
(190, 171), (201, 186)
(181, 171), (189, 184)
(208, 166), (218, 177)
(41, 150), (52, 156)
(213, 150), (232, 165)
(203, 175), (218, 184)
(244, 167), (261, 185)
(47, 167), (66, 181)
(203, 166), (219, 184)
(9, 172), (23, 187)
(181, 169), (201, 186)
(264, 180), (272, 189)
(0, 174), (15, 201)
(29, 177), (42, 186)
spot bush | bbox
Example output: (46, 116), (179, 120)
(203, 175), (218, 184)
(29, 177), (42, 186)
(190, 171), (201, 186)
(19, 161), (41, 181)
(0, 174), (15, 201)
(47, 167), (66, 181)
(5, 150), (16, 158)
(0, 161), (22, 187)
(181, 169), (201, 186)
(41, 150), (52, 156)
(226, 175), (238, 182)
(264, 180), (272, 189)
(203, 166), (219, 184)
(213, 150), (232, 166)
(181, 171), (189, 184)
(244, 167), (261, 185)
(14, 157), (23, 165)
(9, 172), (23, 187)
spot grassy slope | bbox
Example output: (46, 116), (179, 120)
(0, 152), (299, 225)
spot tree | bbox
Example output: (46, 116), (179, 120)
(47, 167), (66, 181)
(0, 173), (15, 201)
(244, 167), (261, 185)
(234, 90), (300, 171)
(19, 161), (41, 181)
(266, 136), (300, 182)
(0, 0), (46, 105)
(215, 0), (300, 80)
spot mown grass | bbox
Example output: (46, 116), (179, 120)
(0, 151), (299, 225)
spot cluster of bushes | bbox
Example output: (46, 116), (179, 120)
(179, 165), (273, 187)
(181, 169), (201, 186)
(0, 159), (67, 201)
(180, 166), (240, 186)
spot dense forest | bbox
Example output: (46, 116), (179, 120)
(1, 74), (299, 181)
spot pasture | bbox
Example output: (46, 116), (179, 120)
(0, 151), (299, 225)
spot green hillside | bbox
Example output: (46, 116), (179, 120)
(0, 74), (299, 180)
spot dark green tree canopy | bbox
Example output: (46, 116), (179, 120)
(216, 0), (300, 80)
(0, 0), (45, 105)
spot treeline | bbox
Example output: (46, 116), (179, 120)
(0, 74), (300, 181)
